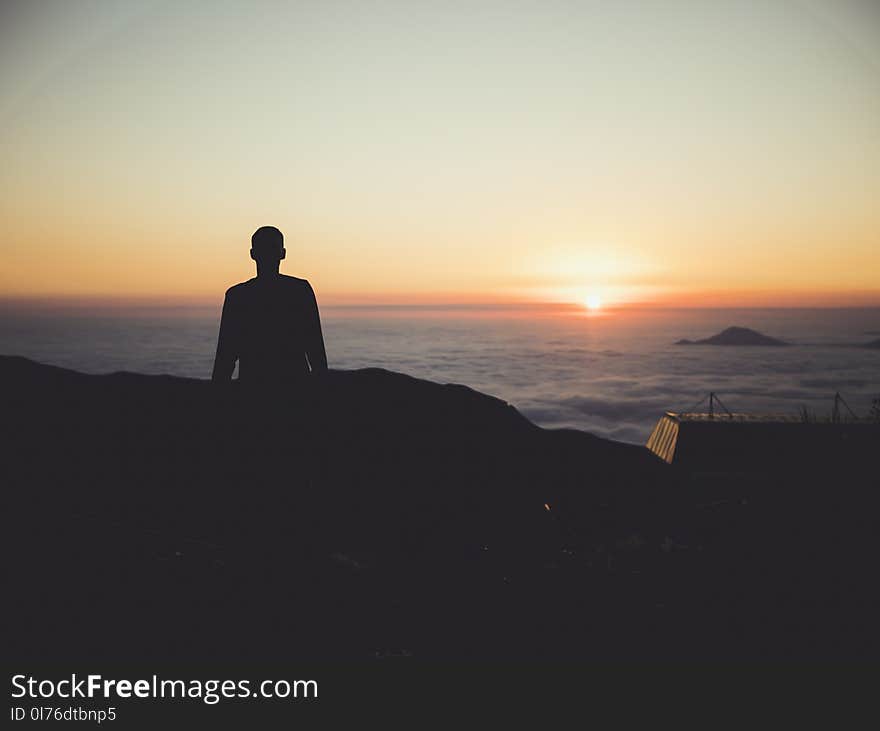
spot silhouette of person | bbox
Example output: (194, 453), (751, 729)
(212, 226), (328, 385)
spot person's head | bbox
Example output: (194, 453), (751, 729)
(250, 226), (286, 267)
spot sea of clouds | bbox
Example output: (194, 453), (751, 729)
(2, 306), (878, 444)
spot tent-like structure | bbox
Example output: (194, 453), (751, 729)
(647, 409), (877, 472)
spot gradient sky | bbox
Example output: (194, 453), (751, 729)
(1, 0), (879, 307)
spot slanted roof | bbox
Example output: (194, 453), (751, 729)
(646, 411), (874, 467)
(670, 411), (801, 423)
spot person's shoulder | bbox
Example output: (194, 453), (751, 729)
(279, 274), (313, 291)
(224, 278), (257, 297)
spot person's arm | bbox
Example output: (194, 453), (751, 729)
(304, 281), (328, 373)
(211, 290), (238, 381)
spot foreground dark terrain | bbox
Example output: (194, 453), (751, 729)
(3, 355), (878, 663)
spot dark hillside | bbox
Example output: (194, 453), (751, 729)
(3, 355), (878, 663)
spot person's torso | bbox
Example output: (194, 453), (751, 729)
(228, 276), (314, 382)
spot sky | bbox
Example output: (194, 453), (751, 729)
(1, 0), (879, 308)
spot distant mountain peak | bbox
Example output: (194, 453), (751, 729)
(675, 326), (789, 347)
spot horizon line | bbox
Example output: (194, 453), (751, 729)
(3, 295), (880, 314)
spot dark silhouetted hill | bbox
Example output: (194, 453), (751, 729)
(675, 326), (788, 346)
(3, 355), (878, 664)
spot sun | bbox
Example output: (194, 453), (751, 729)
(584, 293), (602, 311)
